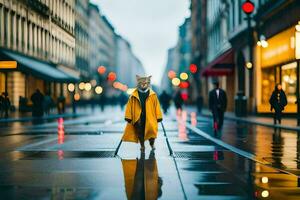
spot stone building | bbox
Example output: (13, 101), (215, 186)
(75, 0), (89, 79)
(88, 3), (115, 76)
(0, 0), (79, 108)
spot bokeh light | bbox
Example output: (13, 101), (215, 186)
(84, 83), (92, 91)
(74, 93), (80, 101)
(98, 66), (106, 74)
(95, 86), (103, 94)
(79, 82), (85, 90)
(168, 70), (176, 79)
(67, 83), (75, 92)
(180, 72), (188, 80)
(172, 78), (180, 86)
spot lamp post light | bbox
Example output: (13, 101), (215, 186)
(242, 0), (255, 98)
(235, 0), (255, 117)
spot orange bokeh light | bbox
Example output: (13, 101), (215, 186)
(168, 70), (176, 79)
(108, 72), (117, 81)
(98, 66), (106, 74)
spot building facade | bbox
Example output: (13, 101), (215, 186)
(193, 0), (300, 115)
(0, 0), (78, 108)
(200, 0), (236, 111)
(75, 0), (89, 78)
(254, 0), (300, 114)
(88, 3), (115, 76)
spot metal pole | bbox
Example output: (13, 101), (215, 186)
(247, 15), (253, 98)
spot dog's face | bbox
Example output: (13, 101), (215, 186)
(136, 75), (151, 91)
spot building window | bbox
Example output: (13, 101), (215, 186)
(10, 12), (13, 48)
(281, 62), (297, 104)
(238, 0), (242, 25)
(261, 67), (275, 105)
(32, 24), (35, 54)
(16, 15), (19, 49)
(21, 18), (25, 51)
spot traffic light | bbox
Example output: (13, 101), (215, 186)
(242, 0), (255, 15)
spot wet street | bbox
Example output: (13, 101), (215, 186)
(0, 107), (300, 199)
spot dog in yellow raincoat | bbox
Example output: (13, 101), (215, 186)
(122, 75), (163, 152)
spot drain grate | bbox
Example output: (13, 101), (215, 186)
(173, 151), (224, 160)
(18, 150), (116, 160)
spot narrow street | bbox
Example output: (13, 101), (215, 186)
(0, 107), (299, 199)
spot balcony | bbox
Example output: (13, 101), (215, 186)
(26, 0), (50, 17)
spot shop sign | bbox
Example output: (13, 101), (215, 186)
(0, 61), (17, 69)
(261, 27), (295, 67)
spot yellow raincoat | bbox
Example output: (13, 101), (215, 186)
(122, 88), (163, 143)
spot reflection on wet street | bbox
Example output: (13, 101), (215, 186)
(0, 108), (299, 199)
(194, 112), (300, 176)
(122, 151), (162, 200)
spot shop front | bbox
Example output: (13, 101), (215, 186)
(256, 25), (300, 113)
(201, 49), (235, 111)
(0, 49), (79, 109)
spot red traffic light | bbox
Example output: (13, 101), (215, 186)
(242, 1), (255, 14)
(189, 64), (197, 74)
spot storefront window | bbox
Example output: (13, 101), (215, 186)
(0, 72), (5, 93)
(261, 67), (275, 105)
(281, 62), (297, 104)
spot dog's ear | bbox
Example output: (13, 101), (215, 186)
(136, 75), (141, 80)
(148, 75), (152, 80)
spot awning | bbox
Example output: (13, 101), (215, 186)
(0, 49), (79, 83)
(202, 49), (234, 77)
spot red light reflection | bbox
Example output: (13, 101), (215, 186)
(191, 112), (197, 126)
(58, 117), (65, 144)
(57, 150), (64, 160)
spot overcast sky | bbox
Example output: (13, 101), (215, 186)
(90, 0), (190, 85)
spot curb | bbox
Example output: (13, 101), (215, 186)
(201, 112), (300, 132)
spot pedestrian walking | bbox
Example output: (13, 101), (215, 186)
(269, 83), (287, 124)
(122, 75), (163, 152)
(173, 90), (183, 110)
(0, 92), (10, 118)
(119, 92), (128, 111)
(159, 90), (172, 114)
(43, 92), (53, 115)
(57, 94), (66, 114)
(209, 79), (227, 131)
(31, 89), (44, 117)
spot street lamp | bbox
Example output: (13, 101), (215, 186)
(242, 0), (255, 96)
(235, 0), (255, 117)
